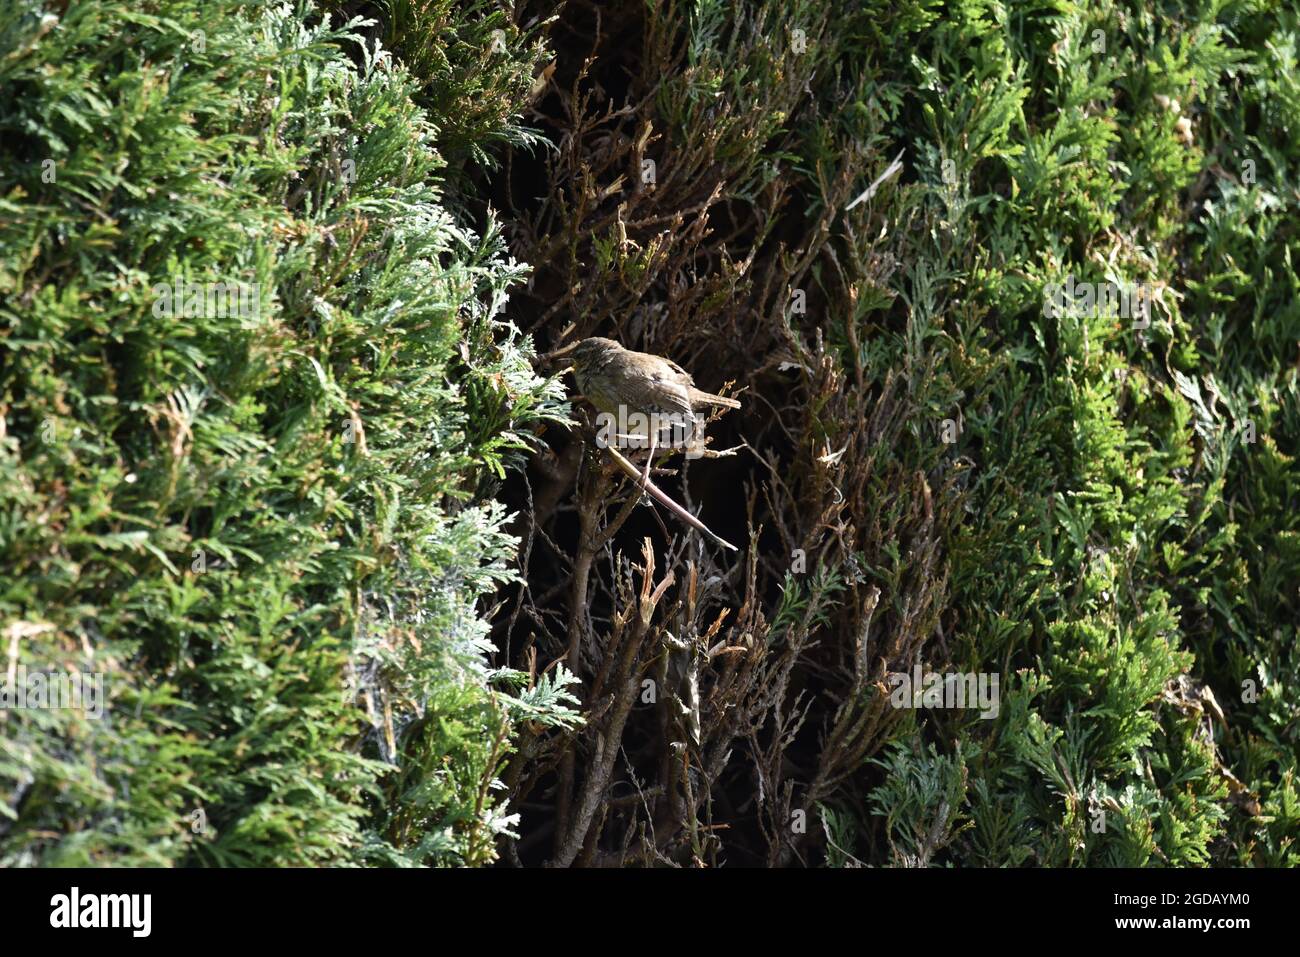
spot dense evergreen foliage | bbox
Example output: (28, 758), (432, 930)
(0, 0), (576, 866)
(1, 0), (1295, 866)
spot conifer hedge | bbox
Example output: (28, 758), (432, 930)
(2, 0), (1297, 868)
(0, 0), (575, 866)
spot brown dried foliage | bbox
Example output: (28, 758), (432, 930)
(487, 0), (963, 866)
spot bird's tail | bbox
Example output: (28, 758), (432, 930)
(688, 388), (741, 410)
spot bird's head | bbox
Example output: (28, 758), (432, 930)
(566, 337), (624, 375)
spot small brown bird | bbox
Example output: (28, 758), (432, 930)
(566, 337), (740, 430)
(562, 336), (742, 551)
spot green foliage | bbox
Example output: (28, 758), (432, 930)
(869, 739), (973, 867)
(848, 0), (1299, 866)
(373, 0), (550, 171)
(0, 0), (574, 866)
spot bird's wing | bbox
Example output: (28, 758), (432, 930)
(647, 369), (695, 417)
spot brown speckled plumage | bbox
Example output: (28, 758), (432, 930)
(567, 337), (741, 425)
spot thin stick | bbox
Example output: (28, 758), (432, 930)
(604, 445), (739, 552)
(845, 149), (905, 211)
